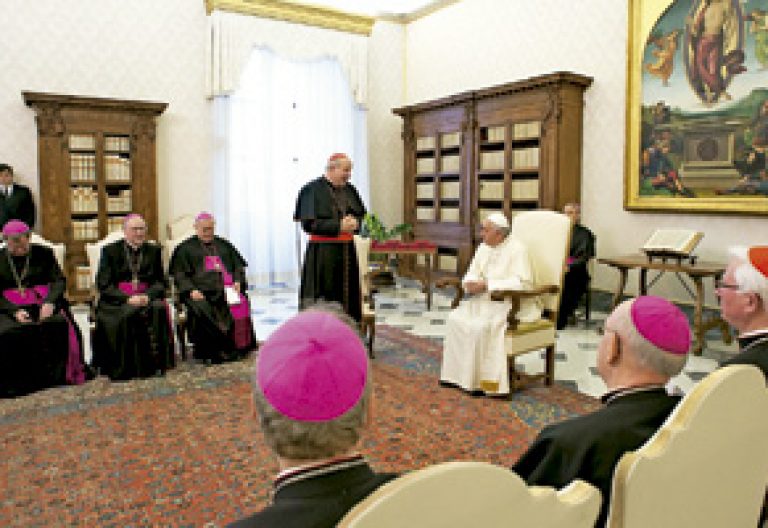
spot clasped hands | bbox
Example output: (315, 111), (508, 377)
(15, 302), (55, 323)
(340, 215), (358, 233)
(127, 294), (150, 307)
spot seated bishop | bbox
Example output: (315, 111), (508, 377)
(92, 214), (175, 380)
(439, 212), (541, 396)
(0, 220), (87, 397)
(169, 212), (256, 363)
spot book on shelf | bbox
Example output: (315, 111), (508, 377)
(641, 229), (703, 257)
(440, 132), (460, 149)
(512, 121), (541, 139)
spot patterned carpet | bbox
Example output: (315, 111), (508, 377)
(1, 325), (600, 527)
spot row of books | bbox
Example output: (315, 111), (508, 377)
(413, 253), (458, 273)
(73, 219), (99, 241)
(75, 266), (92, 291)
(440, 132), (460, 149)
(104, 136), (130, 152)
(416, 181), (462, 200)
(512, 121), (541, 139)
(69, 134), (95, 151)
(104, 154), (131, 182)
(106, 189), (132, 212)
(108, 216), (126, 233)
(71, 187), (99, 213)
(70, 154), (97, 182)
(512, 147), (540, 169)
(480, 151), (505, 171)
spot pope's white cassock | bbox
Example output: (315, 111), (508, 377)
(440, 235), (542, 395)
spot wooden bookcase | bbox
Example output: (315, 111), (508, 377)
(23, 92), (167, 302)
(394, 71), (592, 278)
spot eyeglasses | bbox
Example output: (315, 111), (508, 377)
(714, 279), (741, 291)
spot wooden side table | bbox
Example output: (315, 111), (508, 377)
(599, 255), (732, 355)
(370, 245), (438, 310)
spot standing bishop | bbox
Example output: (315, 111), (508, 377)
(293, 153), (366, 322)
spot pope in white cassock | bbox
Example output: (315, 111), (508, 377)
(440, 212), (541, 396)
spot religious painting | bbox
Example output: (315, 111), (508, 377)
(626, 0), (768, 215)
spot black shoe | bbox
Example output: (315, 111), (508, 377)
(469, 390), (485, 397)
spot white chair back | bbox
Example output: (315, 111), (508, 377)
(86, 231), (125, 286)
(164, 230), (195, 271)
(510, 210), (571, 312)
(1, 233), (66, 270)
(339, 461), (601, 528)
(166, 215), (195, 240)
(608, 365), (768, 527)
(353, 235), (372, 297)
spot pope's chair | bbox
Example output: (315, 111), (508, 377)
(437, 210), (571, 392)
(338, 461), (601, 528)
(606, 365), (768, 528)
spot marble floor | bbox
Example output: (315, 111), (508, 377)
(73, 282), (739, 398)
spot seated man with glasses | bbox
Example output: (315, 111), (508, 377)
(717, 246), (768, 379)
(512, 295), (691, 527)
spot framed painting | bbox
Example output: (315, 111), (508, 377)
(626, 0), (768, 215)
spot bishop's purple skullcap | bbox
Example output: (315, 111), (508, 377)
(2, 220), (30, 238)
(122, 213), (144, 228)
(630, 296), (691, 355)
(256, 311), (368, 422)
(195, 212), (214, 222)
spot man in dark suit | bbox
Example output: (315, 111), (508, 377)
(557, 202), (595, 329)
(718, 246), (768, 378)
(229, 306), (396, 528)
(0, 164), (36, 229)
(513, 295), (691, 527)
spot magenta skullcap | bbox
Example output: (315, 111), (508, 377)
(256, 311), (368, 422)
(195, 212), (214, 222)
(2, 220), (30, 238)
(630, 296), (691, 355)
(123, 213), (144, 228)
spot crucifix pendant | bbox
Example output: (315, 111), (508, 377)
(132, 276), (139, 290)
(18, 286), (26, 296)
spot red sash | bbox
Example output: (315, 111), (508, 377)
(310, 233), (353, 242)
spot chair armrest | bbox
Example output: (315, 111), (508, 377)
(435, 277), (464, 308)
(490, 285), (559, 330)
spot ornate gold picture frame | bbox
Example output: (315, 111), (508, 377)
(626, 0), (768, 215)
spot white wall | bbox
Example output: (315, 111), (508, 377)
(0, 0), (211, 237)
(404, 0), (768, 304)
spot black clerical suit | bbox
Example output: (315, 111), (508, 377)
(0, 244), (86, 397)
(721, 330), (768, 379)
(92, 240), (175, 380)
(512, 387), (680, 527)
(169, 235), (256, 363)
(557, 223), (596, 330)
(294, 176), (366, 322)
(228, 455), (396, 528)
(0, 183), (36, 229)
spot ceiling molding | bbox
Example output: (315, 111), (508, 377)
(398, 0), (461, 23)
(205, 0), (375, 35)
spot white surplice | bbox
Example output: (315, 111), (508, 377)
(440, 235), (541, 395)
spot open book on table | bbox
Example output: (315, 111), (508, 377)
(641, 229), (703, 257)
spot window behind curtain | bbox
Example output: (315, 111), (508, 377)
(213, 47), (369, 287)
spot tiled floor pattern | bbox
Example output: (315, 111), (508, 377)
(72, 282), (739, 398)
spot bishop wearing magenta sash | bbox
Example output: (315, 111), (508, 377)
(293, 153), (366, 322)
(169, 212), (256, 363)
(92, 214), (175, 380)
(0, 220), (87, 397)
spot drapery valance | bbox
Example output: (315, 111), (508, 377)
(206, 11), (369, 105)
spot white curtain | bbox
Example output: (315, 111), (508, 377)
(206, 11), (368, 105)
(213, 47), (370, 287)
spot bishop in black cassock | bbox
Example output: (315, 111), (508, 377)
(293, 153), (366, 321)
(92, 215), (174, 380)
(513, 296), (691, 527)
(0, 220), (86, 397)
(169, 212), (255, 363)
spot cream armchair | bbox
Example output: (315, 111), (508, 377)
(338, 461), (601, 528)
(354, 235), (375, 356)
(437, 210), (571, 391)
(607, 365), (768, 528)
(165, 229), (195, 358)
